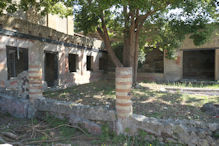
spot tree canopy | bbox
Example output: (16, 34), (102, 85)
(1, 0), (218, 83)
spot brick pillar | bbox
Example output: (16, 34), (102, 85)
(28, 41), (43, 101)
(29, 65), (43, 100)
(115, 67), (133, 134)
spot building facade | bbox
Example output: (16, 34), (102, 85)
(137, 29), (219, 81)
(0, 14), (106, 99)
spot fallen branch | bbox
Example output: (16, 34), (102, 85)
(1, 132), (18, 140)
(38, 124), (89, 136)
(24, 135), (84, 145)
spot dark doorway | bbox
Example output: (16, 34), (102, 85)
(69, 54), (78, 72)
(183, 50), (215, 80)
(86, 56), (93, 71)
(44, 52), (58, 87)
(6, 46), (28, 79)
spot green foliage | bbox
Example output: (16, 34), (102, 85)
(44, 114), (76, 138)
(74, 0), (218, 61)
(0, 0), (73, 17)
(98, 124), (183, 145)
(1, 0), (218, 62)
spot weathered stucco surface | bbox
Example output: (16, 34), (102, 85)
(164, 29), (219, 81)
(164, 51), (183, 81)
(0, 14), (106, 99)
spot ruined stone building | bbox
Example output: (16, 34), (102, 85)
(0, 2), (219, 101)
(137, 30), (219, 82)
(0, 8), (106, 99)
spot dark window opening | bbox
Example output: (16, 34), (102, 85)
(86, 56), (93, 71)
(6, 46), (28, 79)
(183, 50), (215, 80)
(99, 57), (104, 70)
(44, 52), (58, 87)
(69, 54), (78, 72)
(138, 48), (164, 73)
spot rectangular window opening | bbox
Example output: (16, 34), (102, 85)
(86, 56), (93, 71)
(69, 54), (78, 72)
(6, 46), (28, 79)
(99, 57), (104, 70)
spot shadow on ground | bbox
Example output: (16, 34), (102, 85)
(43, 80), (218, 123)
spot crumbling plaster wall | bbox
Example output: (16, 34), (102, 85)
(42, 43), (104, 88)
(0, 14), (105, 94)
(0, 14), (102, 49)
(164, 30), (219, 81)
(0, 35), (105, 91)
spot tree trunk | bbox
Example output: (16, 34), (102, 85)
(97, 27), (123, 67)
(133, 35), (139, 85)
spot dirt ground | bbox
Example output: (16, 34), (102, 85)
(43, 80), (219, 123)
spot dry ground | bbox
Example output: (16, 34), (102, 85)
(44, 80), (219, 123)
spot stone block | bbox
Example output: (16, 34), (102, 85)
(0, 94), (36, 118)
(69, 115), (101, 135)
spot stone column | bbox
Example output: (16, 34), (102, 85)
(115, 67), (133, 134)
(28, 41), (43, 101)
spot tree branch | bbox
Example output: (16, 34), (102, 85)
(98, 12), (123, 67)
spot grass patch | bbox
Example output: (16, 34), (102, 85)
(43, 114), (77, 138)
(151, 81), (219, 89)
(43, 80), (218, 122)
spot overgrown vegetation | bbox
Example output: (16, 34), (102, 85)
(43, 80), (219, 122)
(1, 112), (182, 145)
(92, 124), (182, 146)
(0, 113), (83, 145)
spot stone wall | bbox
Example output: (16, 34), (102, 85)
(0, 93), (36, 118)
(5, 0), (74, 35)
(0, 14), (102, 49)
(105, 72), (164, 82)
(131, 114), (218, 146)
(1, 93), (218, 145)
(36, 98), (218, 145)
(164, 51), (183, 81)
(0, 14), (106, 98)
(0, 35), (105, 93)
(164, 29), (219, 81)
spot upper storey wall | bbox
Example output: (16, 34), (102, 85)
(0, 14), (103, 50)
(4, 0), (74, 35)
(181, 29), (219, 50)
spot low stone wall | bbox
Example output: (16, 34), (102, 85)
(0, 93), (35, 118)
(0, 71), (29, 98)
(105, 72), (164, 82)
(35, 98), (219, 145)
(130, 114), (218, 146)
(165, 87), (219, 96)
(0, 14), (103, 49)
(137, 72), (164, 82)
(0, 94), (218, 145)
(35, 98), (116, 122)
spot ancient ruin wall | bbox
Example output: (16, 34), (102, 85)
(0, 14), (106, 98)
